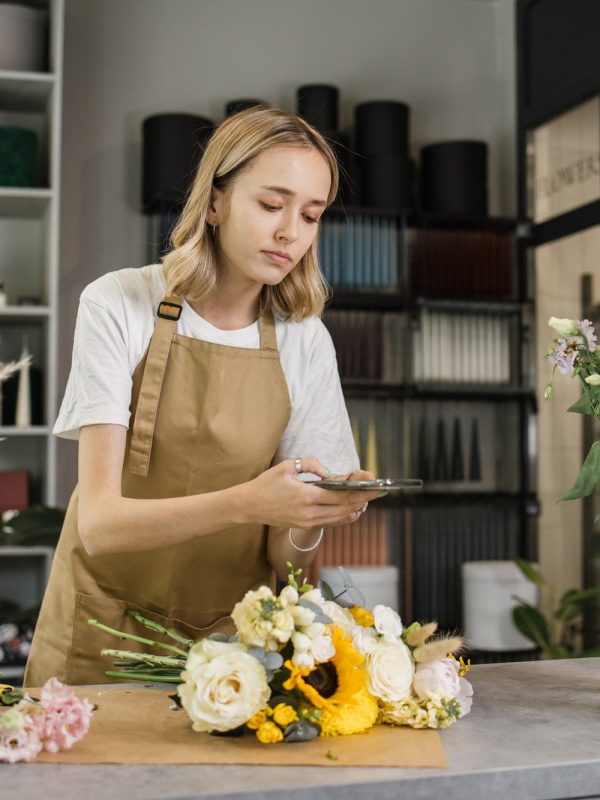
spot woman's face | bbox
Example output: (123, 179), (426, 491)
(212, 145), (331, 288)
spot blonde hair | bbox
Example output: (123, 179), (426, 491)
(162, 105), (339, 320)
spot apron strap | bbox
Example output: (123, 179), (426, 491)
(128, 295), (182, 477)
(258, 310), (278, 353)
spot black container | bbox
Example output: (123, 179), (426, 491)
(354, 101), (410, 157)
(0, 368), (44, 426)
(323, 130), (359, 205)
(297, 84), (339, 132)
(224, 99), (265, 117)
(359, 154), (412, 209)
(420, 140), (488, 217)
(142, 114), (214, 213)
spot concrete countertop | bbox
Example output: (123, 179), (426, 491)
(3, 658), (600, 800)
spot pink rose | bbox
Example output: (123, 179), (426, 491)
(413, 657), (461, 701)
(38, 678), (93, 753)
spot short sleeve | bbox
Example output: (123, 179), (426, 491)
(53, 297), (134, 439)
(275, 322), (359, 475)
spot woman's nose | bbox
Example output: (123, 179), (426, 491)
(276, 213), (298, 243)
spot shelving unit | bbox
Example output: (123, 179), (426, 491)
(0, 0), (63, 506)
(0, 0), (64, 684)
(314, 207), (538, 640)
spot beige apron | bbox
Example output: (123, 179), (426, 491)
(24, 296), (291, 686)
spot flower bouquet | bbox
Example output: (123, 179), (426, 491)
(90, 564), (473, 743)
(545, 316), (600, 500)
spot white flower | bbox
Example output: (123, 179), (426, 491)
(456, 676), (474, 717)
(366, 640), (415, 703)
(549, 317), (579, 337)
(290, 604), (315, 627)
(320, 601), (357, 637)
(413, 657), (461, 701)
(178, 639), (270, 733)
(585, 374), (600, 385)
(279, 585), (298, 606)
(309, 631), (335, 663)
(291, 631), (311, 653)
(373, 605), (403, 640)
(352, 625), (378, 656)
(231, 586), (295, 651)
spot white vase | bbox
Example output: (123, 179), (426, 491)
(15, 342), (31, 428)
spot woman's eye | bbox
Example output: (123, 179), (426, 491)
(260, 201), (280, 211)
(303, 215), (319, 224)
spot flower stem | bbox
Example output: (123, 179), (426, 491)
(104, 670), (182, 684)
(100, 648), (186, 668)
(88, 619), (189, 656)
(125, 610), (194, 649)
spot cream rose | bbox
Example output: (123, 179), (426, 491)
(413, 657), (460, 701)
(373, 605), (403, 640)
(366, 640), (415, 703)
(178, 640), (270, 733)
(548, 317), (579, 337)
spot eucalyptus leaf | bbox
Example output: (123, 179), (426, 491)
(208, 632), (229, 642)
(263, 652), (283, 671)
(560, 441), (600, 500)
(247, 646), (265, 661)
(228, 634), (239, 643)
(298, 599), (323, 615)
(514, 559), (545, 586)
(337, 566), (367, 608)
(318, 579), (335, 601)
(313, 613), (333, 624)
(512, 605), (550, 649)
(284, 720), (320, 742)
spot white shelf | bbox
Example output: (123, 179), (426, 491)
(0, 426), (51, 437)
(0, 71), (55, 112)
(0, 306), (50, 320)
(0, 188), (54, 217)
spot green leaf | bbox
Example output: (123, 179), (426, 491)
(560, 441), (600, 501)
(514, 559), (545, 586)
(567, 394), (594, 415)
(337, 566), (366, 608)
(318, 579), (335, 601)
(555, 587), (600, 622)
(512, 605), (551, 649)
(546, 643), (571, 659)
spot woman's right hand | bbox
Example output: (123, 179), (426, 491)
(241, 457), (379, 530)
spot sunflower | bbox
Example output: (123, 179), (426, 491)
(283, 626), (366, 713)
(349, 606), (374, 628)
(319, 686), (379, 736)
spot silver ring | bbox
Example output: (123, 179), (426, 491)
(294, 458), (302, 474)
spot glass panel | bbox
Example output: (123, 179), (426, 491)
(528, 96), (600, 223)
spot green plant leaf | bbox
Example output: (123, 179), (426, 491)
(318, 579), (335, 601)
(560, 441), (600, 501)
(514, 559), (545, 586)
(546, 643), (571, 659)
(555, 586), (600, 622)
(579, 645), (600, 658)
(567, 394), (594, 415)
(512, 605), (551, 649)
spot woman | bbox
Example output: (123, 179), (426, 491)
(24, 105), (379, 687)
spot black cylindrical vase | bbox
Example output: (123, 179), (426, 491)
(359, 154), (412, 210)
(142, 114), (214, 213)
(354, 101), (410, 157)
(323, 130), (359, 205)
(297, 84), (339, 132)
(420, 140), (488, 217)
(224, 99), (265, 117)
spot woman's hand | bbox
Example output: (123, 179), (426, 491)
(241, 458), (381, 530)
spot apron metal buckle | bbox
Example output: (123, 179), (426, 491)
(157, 301), (182, 320)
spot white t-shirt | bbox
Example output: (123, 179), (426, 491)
(54, 264), (359, 475)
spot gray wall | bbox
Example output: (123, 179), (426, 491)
(56, 0), (516, 504)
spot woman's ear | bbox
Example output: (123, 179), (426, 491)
(207, 186), (225, 225)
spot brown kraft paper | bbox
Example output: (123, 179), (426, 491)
(30, 687), (448, 768)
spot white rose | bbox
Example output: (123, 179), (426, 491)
(366, 640), (415, 703)
(373, 605), (403, 640)
(456, 676), (474, 717)
(178, 643), (270, 733)
(413, 658), (460, 701)
(548, 317), (579, 337)
(352, 625), (378, 656)
(320, 601), (357, 637)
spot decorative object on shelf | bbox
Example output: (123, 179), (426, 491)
(0, 505), (65, 547)
(297, 84), (339, 132)
(15, 338), (31, 428)
(511, 559), (600, 658)
(544, 316), (600, 500)
(224, 99), (265, 117)
(89, 564), (472, 740)
(0, 351), (32, 430)
(420, 140), (488, 217)
(0, 470), (28, 513)
(354, 101), (412, 210)
(0, 127), (38, 187)
(468, 418), (482, 481)
(0, 3), (47, 72)
(450, 418), (464, 481)
(433, 417), (448, 481)
(0, 678), (92, 763)
(0, 281), (6, 308)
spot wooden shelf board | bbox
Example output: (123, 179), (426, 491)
(0, 188), (53, 217)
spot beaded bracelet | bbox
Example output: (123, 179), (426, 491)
(288, 527), (324, 552)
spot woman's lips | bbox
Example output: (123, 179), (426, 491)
(262, 250), (292, 266)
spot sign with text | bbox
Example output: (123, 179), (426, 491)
(530, 96), (600, 224)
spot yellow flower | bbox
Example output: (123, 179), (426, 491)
(283, 626), (366, 712)
(319, 686), (379, 736)
(272, 703), (298, 727)
(349, 606), (374, 628)
(246, 708), (271, 730)
(256, 720), (284, 744)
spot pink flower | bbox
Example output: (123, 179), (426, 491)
(0, 705), (43, 763)
(38, 678), (93, 753)
(413, 657), (461, 701)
